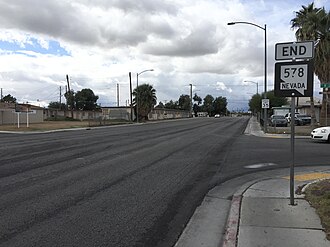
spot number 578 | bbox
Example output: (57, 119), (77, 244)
(283, 67), (305, 78)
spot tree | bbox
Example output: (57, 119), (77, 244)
(48, 101), (66, 109)
(165, 100), (178, 109)
(249, 90), (288, 114)
(178, 94), (191, 111)
(291, 3), (330, 125)
(155, 101), (165, 108)
(132, 83), (157, 121)
(192, 93), (202, 116)
(193, 93), (202, 105)
(202, 94), (214, 116)
(64, 90), (75, 110)
(75, 88), (99, 110)
(249, 94), (263, 114)
(266, 91), (288, 109)
(213, 96), (228, 115)
(1, 94), (16, 103)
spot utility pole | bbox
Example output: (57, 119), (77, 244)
(59, 86), (62, 105)
(0, 88), (3, 101)
(117, 83), (119, 107)
(189, 84), (193, 117)
(129, 72), (133, 121)
(66, 74), (73, 118)
(66, 75), (71, 93)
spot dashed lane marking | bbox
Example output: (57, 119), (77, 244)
(244, 163), (278, 169)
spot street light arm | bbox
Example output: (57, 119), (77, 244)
(244, 80), (257, 85)
(138, 69), (154, 76)
(244, 80), (259, 95)
(227, 21), (265, 31)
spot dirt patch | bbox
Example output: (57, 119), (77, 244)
(0, 120), (131, 132)
(304, 179), (330, 240)
(268, 125), (314, 136)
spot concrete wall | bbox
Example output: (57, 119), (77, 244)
(0, 103), (44, 125)
(101, 107), (190, 121)
(148, 108), (190, 120)
(45, 109), (103, 121)
(102, 107), (132, 121)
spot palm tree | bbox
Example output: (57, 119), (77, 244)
(132, 83), (157, 121)
(291, 3), (330, 126)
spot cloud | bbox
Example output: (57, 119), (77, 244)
(215, 82), (233, 93)
(0, 0), (179, 49)
(81, 0), (179, 15)
(142, 22), (219, 57)
(0, 0), (324, 111)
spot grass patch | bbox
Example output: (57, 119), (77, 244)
(304, 179), (330, 240)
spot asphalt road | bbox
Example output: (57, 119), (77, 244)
(0, 117), (249, 247)
(0, 117), (329, 247)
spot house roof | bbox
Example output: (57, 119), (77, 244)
(0, 103), (44, 110)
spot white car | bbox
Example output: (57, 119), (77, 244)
(311, 127), (330, 143)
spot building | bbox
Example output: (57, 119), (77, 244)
(272, 97), (322, 122)
(0, 103), (44, 125)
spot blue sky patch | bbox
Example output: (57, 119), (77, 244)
(0, 38), (70, 57)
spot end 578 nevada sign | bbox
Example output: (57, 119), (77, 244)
(274, 60), (314, 97)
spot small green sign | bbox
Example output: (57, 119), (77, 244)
(321, 84), (330, 88)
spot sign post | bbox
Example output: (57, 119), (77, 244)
(274, 41), (314, 206)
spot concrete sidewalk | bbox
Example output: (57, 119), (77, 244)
(175, 117), (330, 247)
(225, 174), (330, 247)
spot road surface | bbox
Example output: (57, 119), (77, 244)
(1, 117), (328, 247)
(0, 117), (248, 247)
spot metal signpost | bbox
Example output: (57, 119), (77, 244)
(274, 41), (314, 206)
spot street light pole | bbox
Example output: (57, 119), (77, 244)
(136, 69), (154, 123)
(228, 22), (267, 132)
(244, 80), (259, 95)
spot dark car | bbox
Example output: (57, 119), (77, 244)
(269, 115), (288, 127)
(296, 114), (311, 125)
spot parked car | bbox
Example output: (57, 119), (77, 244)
(269, 115), (288, 127)
(311, 126), (330, 143)
(296, 114), (311, 125)
(214, 114), (220, 118)
(285, 112), (299, 124)
(285, 113), (308, 125)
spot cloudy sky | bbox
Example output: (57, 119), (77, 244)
(0, 0), (329, 111)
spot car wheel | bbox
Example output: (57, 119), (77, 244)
(328, 134), (330, 143)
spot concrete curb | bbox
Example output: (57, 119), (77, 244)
(221, 177), (282, 247)
(222, 195), (241, 247)
(221, 178), (262, 247)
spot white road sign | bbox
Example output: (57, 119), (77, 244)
(274, 61), (314, 97)
(275, 41), (314, 60)
(280, 64), (308, 95)
(262, 99), (269, 109)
